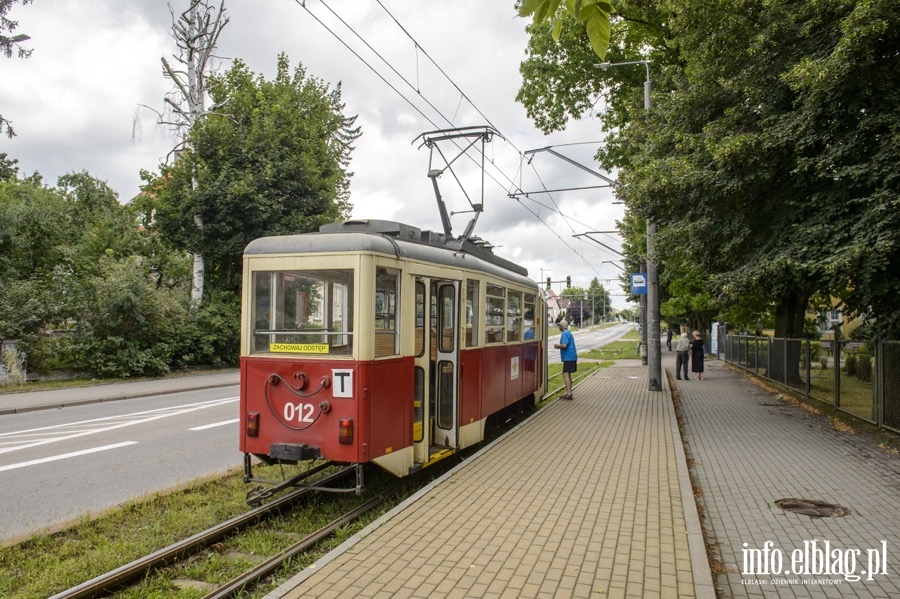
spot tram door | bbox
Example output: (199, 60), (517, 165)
(413, 278), (459, 464)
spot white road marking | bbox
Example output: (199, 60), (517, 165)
(0, 397), (238, 456)
(190, 418), (239, 431)
(0, 442), (138, 473)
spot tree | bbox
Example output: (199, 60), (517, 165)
(559, 280), (611, 325)
(0, 152), (18, 180)
(518, 0), (900, 343)
(141, 54), (360, 295)
(0, 171), (193, 374)
(778, 0), (900, 337)
(560, 286), (589, 326)
(0, 178), (71, 342)
(140, 0), (229, 308)
(1, 0), (32, 138)
(75, 256), (189, 377)
(517, 0), (613, 60)
(587, 277), (611, 321)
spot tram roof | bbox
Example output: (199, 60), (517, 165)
(244, 220), (535, 289)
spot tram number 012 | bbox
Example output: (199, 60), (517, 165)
(283, 402), (315, 423)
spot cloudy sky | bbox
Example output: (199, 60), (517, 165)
(1, 0), (630, 310)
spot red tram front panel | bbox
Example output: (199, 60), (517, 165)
(240, 356), (413, 465)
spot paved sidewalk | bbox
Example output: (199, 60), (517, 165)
(666, 349), (900, 598)
(267, 363), (715, 599)
(0, 370), (239, 414)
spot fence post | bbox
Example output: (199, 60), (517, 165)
(876, 339), (883, 427)
(805, 339), (811, 396)
(782, 338), (788, 386)
(834, 340), (841, 409)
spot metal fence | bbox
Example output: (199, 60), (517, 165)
(724, 335), (900, 434)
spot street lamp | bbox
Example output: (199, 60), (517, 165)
(594, 59), (662, 392)
(0, 33), (30, 44)
(596, 60), (651, 110)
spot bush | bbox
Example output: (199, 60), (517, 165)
(75, 257), (189, 378)
(27, 333), (86, 373)
(844, 353), (858, 376)
(857, 348), (873, 382)
(173, 291), (240, 368)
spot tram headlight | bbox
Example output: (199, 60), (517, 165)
(338, 418), (353, 444)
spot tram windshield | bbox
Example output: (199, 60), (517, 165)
(251, 269), (354, 355)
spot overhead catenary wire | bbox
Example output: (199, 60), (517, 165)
(294, 0), (620, 281)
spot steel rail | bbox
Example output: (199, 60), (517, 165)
(202, 487), (398, 599)
(49, 466), (352, 599)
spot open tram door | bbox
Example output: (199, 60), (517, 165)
(413, 277), (460, 466)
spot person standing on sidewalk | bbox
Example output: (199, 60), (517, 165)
(675, 332), (690, 380)
(690, 330), (706, 380)
(666, 328), (673, 351)
(554, 319), (577, 399)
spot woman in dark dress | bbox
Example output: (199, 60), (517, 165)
(690, 330), (706, 380)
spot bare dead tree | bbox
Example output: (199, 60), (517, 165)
(161, 0), (228, 144)
(138, 1), (229, 308)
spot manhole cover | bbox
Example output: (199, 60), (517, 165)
(774, 498), (851, 518)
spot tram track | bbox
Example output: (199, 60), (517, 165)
(46, 458), (455, 599)
(49, 467), (364, 599)
(201, 489), (392, 599)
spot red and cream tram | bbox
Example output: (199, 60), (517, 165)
(239, 220), (546, 493)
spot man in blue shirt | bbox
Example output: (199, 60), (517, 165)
(554, 319), (577, 399)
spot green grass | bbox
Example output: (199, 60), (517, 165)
(0, 463), (397, 599)
(0, 471), (259, 598)
(806, 365), (877, 421)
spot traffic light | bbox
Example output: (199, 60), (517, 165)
(546, 277), (551, 290)
(566, 275), (572, 288)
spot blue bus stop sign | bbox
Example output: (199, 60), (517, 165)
(631, 273), (647, 295)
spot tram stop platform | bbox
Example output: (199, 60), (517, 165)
(265, 358), (716, 599)
(266, 344), (900, 599)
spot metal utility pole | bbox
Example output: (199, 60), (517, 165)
(596, 59), (661, 391)
(639, 257), (647, 365)
(646, 222), (661, 390)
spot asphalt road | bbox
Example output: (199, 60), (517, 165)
(546, 321), (635, 363)
(0, 385), (242, 544)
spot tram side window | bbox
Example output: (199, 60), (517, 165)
(506, 291), (522, 342)
(524, 293), (538, 341)
(374, 267), (399, 357)
(484, 283), (505, 344)
(252, 269), (354, 355)
(465, 279), (479, 347)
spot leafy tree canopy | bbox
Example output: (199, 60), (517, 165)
(518, 0), (614, 59)
(139, 53), (361, 294)
(519, 0), (900, 338)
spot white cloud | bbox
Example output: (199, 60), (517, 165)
(0, 0), (631, 307)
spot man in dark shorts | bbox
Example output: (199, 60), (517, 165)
(554, 319), (577, 399)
